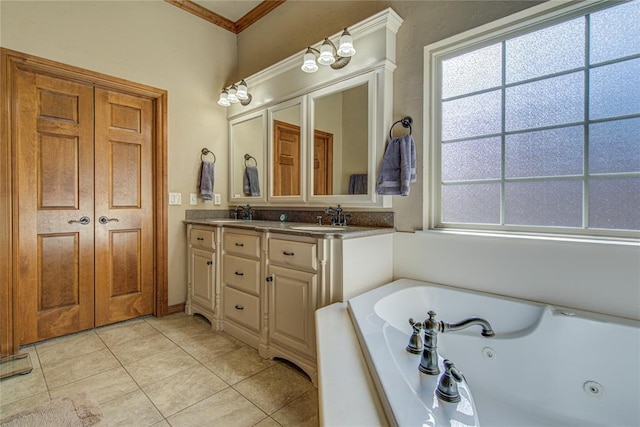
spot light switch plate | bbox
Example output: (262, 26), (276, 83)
(169, 192), (181, 205)
(190, 193), (197, 205)
(214, 194), (221, 205)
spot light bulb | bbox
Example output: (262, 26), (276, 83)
(337, 28), (356, 57)
(236, 80), (248, 100)
(317, 39), (335, 65)
(217, 89), (230, 107)
(301, 48), (319, 73)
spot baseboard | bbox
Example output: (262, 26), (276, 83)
(166, 303), (186, 315)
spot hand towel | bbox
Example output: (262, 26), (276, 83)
(348, 174), (368, 194)
(243, 166), (261, 197)
(376, 134), (416, 196)
(198, 161), (215, 201)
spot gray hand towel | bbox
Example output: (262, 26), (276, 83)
(243, 166), (261, 197)
(198, 161), (215, 201)
(348, 174), (368, 194)
(376, 134), (416, 196)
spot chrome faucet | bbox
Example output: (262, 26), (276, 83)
(325, 204), (351, 226)
(411, 310), (495, 376)
(236, 204), (254, 220)
(437, 359), (464, 403)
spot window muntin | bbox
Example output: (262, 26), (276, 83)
(434, 1), (640, 237)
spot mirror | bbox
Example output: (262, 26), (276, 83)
(230, 112), (266, 200)
(270, 99), (303, 198)
(312, 81), (369, 196)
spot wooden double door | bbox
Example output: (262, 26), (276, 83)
(15, 69), (155, 345)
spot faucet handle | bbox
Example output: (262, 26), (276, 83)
(406, 318), (423, 354)
(436, 359), (463, 403)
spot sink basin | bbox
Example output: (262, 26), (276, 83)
(290, 226), (346, 232)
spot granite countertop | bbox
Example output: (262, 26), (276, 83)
(184, 219), (394, 239)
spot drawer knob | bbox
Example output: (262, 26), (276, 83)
(283, 251), (295, 256)
(234, 271), (244, 276)
(207, 260), (213, 266)
(235, 242), (244, 247)
(197, 237), (204, 241)
(235, 304), (244, 310)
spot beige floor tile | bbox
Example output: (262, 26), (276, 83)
(124, 347), (199, 388)
(109, 332), (179, 365)
(36, 331), (106, 367)
(49, 366), (138, 405)
(254, 417), (283, 427)
(233, 363), (314, 415)
(176, 332), (242, 363)
(0, 391), (50, 419)
(146, 313), (211, 335)
(204, 346), (275, 385)
(167, 387), (267, 427)
(42, 348), (120, 389)
(17, 345), (41, 370)
(143, 365), (228, 417)
(96, 318), (159, 348)
(0, 368), (47, 406)
(99, 389), (163, 427)
(271, 389), (319, 427)
(149, 420), (171, 427)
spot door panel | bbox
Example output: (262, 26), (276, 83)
(16, 70), (95, 344)
(313, 130), (333, 195)
(94, 89), (154, 326)
(273, 120), (300, 196)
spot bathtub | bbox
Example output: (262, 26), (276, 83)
(346, 278), (640, 427)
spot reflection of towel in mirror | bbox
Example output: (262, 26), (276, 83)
(348, 174), (368, 194)
(376, 134), (416, 196)
(243, 166), (261, 197)
(198, 161), (215, 200)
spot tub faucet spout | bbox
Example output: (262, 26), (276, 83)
(440, 317), (495, 337)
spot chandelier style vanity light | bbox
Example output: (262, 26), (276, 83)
(301, 27), (356, 73)
(218, 79), (252, 107)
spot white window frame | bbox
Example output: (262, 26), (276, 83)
(423, 0), (640, 241)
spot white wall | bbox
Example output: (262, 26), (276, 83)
(394, 231), (640, 320)
(1, 0), (236, 306)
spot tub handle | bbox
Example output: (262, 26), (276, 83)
(406, 318), (423, 354)
(436, 359), (463, 403)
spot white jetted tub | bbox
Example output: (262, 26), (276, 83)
(345, 278), (640, 427)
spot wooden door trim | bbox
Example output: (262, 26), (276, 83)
(0, 48), (169, 356)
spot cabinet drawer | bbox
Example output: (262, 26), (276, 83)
(191, 228), (215, 249)
(223, 254), (260, 296)
(224, 287), (260, 332)
(224, 232), (260, 258)
(269, 238), (317, 271)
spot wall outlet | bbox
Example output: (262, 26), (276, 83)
(214, 194), (221, 205)
(190, 193), (197, 205)
(169, 192), (181, 205)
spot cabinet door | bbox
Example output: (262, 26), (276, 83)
(190, 248), (215, 311)
(268, 265), (317, 358)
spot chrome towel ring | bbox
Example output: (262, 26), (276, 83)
(389, 116), (413, 139)
(201, 148), (216, 163)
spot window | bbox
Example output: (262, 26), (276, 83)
(427, 0), (640, 238)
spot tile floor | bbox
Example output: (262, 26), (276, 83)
(0, 313), (318, 426)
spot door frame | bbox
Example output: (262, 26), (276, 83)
(0, 48), (169, 356)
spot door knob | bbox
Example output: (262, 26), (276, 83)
(68, 216), (91, 225)
(98, 216), (119, 224)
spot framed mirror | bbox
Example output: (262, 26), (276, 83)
(269, 97), (305, 202)
(229, 111), (266, 203)
(308, 72), (376, 203)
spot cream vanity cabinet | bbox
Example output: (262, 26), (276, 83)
(186, 225), (217, 324)
(221, 229), (263, 347)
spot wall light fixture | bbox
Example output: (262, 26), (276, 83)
(301, 28), (356, 73)
(218, 79), (252, 107)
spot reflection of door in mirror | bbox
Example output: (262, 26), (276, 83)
(273, 120), (300, 196)
(314, 130), (333, 195)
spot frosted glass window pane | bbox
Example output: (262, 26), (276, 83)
(442, 44), (502, 98)
(505, 180), (582, 227)
(442, 183), (501, 224)
(442, 137), (501, 181)
(506, 127), (584, 178)
(506, 18), (584, 84)
(442, 91), (502, 141)
(589, 177), (640, 230)
(506, 72), (584, 132)
(590, 118), (640, 174)
(590, 58), (640, 120)
(590, 1), (640, 64)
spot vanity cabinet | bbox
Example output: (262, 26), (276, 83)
(221, 230), (263, 347)
(186, 225), (217, 324)
(266, 236), (319, 372)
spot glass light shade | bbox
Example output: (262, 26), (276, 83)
(236, 80), (248, 100)
(337, 28), (356, 57)
(301, 48), (319, 73)
(227, 85), (239, 103)
(217, 90), (230, 107)
(318, 39), (335, 65)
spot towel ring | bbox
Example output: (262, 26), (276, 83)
(389, 116), (413, 139)
(244, 154), (258, 167)
(201, 148), (216, 163)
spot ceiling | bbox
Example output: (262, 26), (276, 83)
(165, 0), (285, 34)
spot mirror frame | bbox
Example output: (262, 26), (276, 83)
(228, 110), (267, 204)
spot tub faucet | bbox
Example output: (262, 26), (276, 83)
(441, 317), (495, 337)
